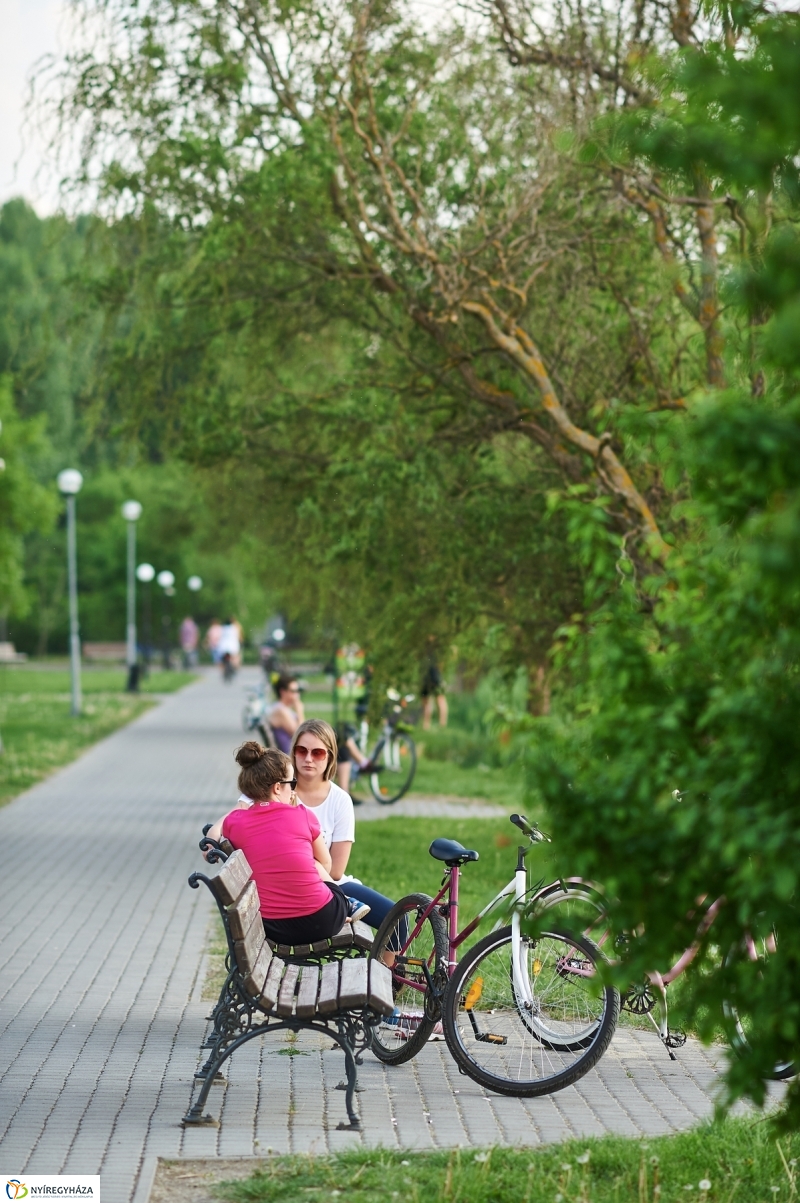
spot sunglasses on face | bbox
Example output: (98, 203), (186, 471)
(294, 745), (329, 762)
(278, 778), (298, 790)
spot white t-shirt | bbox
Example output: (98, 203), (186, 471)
(297, 782), (355, 848)
(217, 624), (241, 655)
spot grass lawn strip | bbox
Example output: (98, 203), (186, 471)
(0, 664), (198, 807)
(150, 1119), (799, 1203)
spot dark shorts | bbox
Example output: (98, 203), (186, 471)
(421, 665), (443, 698)
(262, 883), (348, 945)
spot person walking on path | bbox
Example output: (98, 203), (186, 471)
(179, 616), (199, 668)
(421, 636), (448, 730)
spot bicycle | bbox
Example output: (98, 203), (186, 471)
(348, 689), (418, 805)
(524, 826), (797, 1082)
(368, 813), (620, 1096)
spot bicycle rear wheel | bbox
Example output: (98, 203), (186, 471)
(369, 893), (449, 1065)
(369, 733), (417, 804)
(442, 925), (619, 1096)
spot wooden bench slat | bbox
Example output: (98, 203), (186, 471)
(368, 960), (395, 1016)
(243, 939), (273, 998)
(295, 965), (320, 1018)
(227, 880), (261, 941)
(330, 924), (355, 949)
(351, 921), (374, 951)
(207, 849), (253, 906)
(338, 957), (368, 1010)
(259, 956), (286, 1012)
(234, 912), (266, 974)
(277, 964), (300, 1017)
(317, 961), (340, 1014)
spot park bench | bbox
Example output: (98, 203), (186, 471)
(184, 841), (394, 1130)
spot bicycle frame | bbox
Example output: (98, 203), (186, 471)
(392, 840), (535, 1008)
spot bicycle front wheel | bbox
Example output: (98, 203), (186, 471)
(369, 893), (449, 1065)
(369, 733), (417, 804)
(442, 925), (619, 1096)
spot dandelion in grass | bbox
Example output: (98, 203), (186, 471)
(576, 1152), (591, 1165)
(650, 1156), (660, 1166)
(555, 1194), (563, 1202)
(400, 1161), (410, 1166)
(561, 1164), (571, 1171)
(770, 1187), (780, 1194)
(474, 1153), (489, 1163)
(699, 1181), (711, 1193)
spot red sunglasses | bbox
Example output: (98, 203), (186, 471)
(294, 745), (329, 761)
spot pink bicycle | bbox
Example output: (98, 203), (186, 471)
(368, 814), (620, 1096)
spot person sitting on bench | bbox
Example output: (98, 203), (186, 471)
(206, 742), (369, 946)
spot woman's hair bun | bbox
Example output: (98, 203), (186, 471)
(235, 741), (264, 767)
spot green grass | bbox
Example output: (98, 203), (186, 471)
(408, 756), (524, 808)
(218, 1118), (800, 1203)
(0, 663), (197, 807)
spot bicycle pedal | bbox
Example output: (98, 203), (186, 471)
(664, 1029), (687, 1049)
(475, 1032), (507, 1045)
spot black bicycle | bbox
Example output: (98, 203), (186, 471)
(350, 690), (418, 805)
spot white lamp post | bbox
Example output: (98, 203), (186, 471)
(121, 500), (142, 691)
(187, 575), (203, 593)
(57, 468), (83, 716)
(157, 570), (175, 669)
(136, 562), (155, 669)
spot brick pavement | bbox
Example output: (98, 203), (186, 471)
(0, 668), (783, 1203)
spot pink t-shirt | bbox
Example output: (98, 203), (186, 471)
(222, 802), (332, 919)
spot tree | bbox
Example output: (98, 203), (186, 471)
(523, 2), (800, 1123)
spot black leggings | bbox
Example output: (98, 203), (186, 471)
(262, 882), (348, 945)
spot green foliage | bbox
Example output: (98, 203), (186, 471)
(218, 1119), (800, 1203)
(524, 2), (800, 1125)
(0, 378), (56, 616)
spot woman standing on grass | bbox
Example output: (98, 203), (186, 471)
(291, 719), (396, 931)
(206, 742), (367, 945)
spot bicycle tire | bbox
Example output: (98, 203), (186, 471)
(531, 881), (610, 947)
(722, 940), (797, 1081)
(442, 925), (619, 1097)
(369, 893), (449, 1065)
(369, 732), (417, 804)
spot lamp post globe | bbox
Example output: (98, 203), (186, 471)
(157, 570), (175, 589)
(122, 500), (143, 692)
(122, 499), (142, 523)
(187, 575), (203, 592)
(136, 562), (155, 583)
(57, 468), (83, 496)
(57, 468), (83, 715)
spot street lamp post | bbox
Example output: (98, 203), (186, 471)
(157, 570), (175, 669)
(136, 563), (156, 671)
(122, 500), (142, 692)
(57, 468), (84, 717)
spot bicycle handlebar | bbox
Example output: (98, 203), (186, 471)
(510, 813), (550, 842)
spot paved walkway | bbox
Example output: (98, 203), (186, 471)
(0, 669), (781, 1202)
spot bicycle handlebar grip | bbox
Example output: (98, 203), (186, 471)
(510, 813), (533, 835)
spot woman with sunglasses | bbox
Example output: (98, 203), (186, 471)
(267, 673), (306, 754)
(291, 720), (397, 932)
(206, 742), (364, 945)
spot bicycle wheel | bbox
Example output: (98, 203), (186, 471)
(532, 881), (611, 948)
(369, 893), (449, 1065)
(442, 925), (619, 1096)
(369, 733), (417, 804)
(723, 939), (797, 1080)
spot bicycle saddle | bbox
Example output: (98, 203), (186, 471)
(429, 838), (480, 867)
